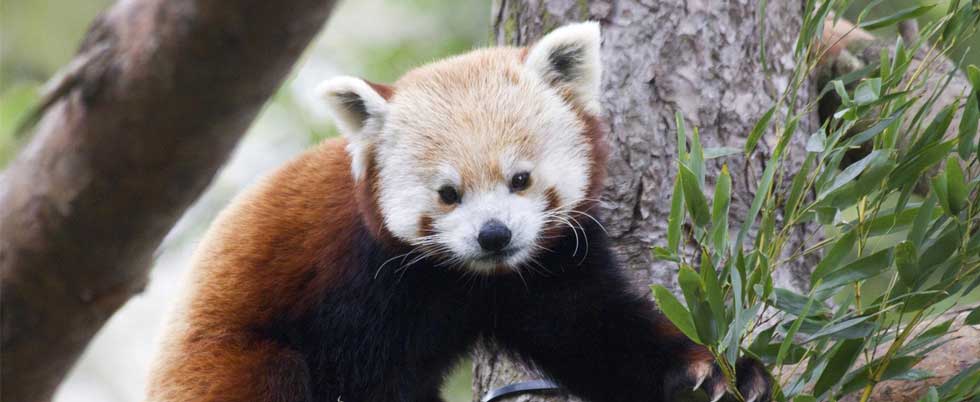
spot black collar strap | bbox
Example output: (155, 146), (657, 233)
(481, 380), (562, 402)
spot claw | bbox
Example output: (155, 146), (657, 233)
(708, 381), (727, 402)
(708, 389), (725, 402)
(741, 375), (766, 402)
(689, 361), (712, 391)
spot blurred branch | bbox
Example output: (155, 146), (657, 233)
(0, 0), (336, 400)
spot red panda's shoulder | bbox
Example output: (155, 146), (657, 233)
(180, 138), (361, 328)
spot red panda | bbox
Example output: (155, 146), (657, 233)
(146, 22), (771, 402)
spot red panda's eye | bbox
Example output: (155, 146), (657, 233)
(438, 185), (460, 205)
(510, 172), (531, 192)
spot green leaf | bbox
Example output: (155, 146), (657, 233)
(966, 307), (980, 325)
(786, 154), (814, 219)
(679, 163), (711, 227)
(806, 128), (827, 153)
(911, 103), (957, 154)
(917, 387), (938, 402)
(818, 150), (886, 200)
(896, 241), (921, 287)
(710, 165), (732, 253)
(933, 174), (952, 216)
(801, 315), (875, 343)
(840, 356), (924, 396)
(703, 147), (740, 159)
(945, 156), (968, 215)
(676, 112), (688, 162)
(816, 248), (894, 296)
(690, 127), (706, 187)
(959, 95), (978, 158)
(860, 4), (936, 30)
(909, 195), (938, 246)
(833, 80), (851, 105)
(667, 175), (685, 252)
(745, 106), (776, 155)
(811, 230), (858, 286)
(701, 256), (727, 336)
(777, 289), (814, 367)
(678, 265), (704, 309)
(854, 78), (882, 105)
(813, 338), (865, 397)
(846, 102), (911, 146)
(920, 228), (959, 271)
(890, 141), (956, 188)
(736, 160), (777, 250)
(652, 285), (700, 344)
(772, 287), (829, 317)
(969, 65), (980, 89)
(652, 246), (679, 262)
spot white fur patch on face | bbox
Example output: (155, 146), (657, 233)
(438, 189), (547, 273)
(317, 76), (389, 182)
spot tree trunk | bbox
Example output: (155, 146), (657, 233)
(0, 1), (336, 401)
(473, 1), (817, 400)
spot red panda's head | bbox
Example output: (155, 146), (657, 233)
(319, 22), (606, 274)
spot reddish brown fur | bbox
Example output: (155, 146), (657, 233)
(147, 139), (363, 401)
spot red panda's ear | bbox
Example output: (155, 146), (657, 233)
(318, 76), (390, 181)
(525, 21), (602, 114)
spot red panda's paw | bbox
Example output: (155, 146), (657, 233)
(733, 357), (771, 402)
(683, 357), (771, 402)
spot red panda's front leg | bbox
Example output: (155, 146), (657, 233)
(492, 271), (771, 402)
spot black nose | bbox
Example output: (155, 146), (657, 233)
(477, 219), (512, 252)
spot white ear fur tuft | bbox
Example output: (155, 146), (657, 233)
(525, 21), (602, 114)
(317, 76), (389, 181)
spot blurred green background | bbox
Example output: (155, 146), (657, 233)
(0, 1), (975, 401)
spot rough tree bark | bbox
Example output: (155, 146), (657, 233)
(0, 1), (336, 401)
(474, 1), (817, 400)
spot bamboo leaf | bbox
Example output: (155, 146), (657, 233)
(958, 94), (978, 158)
(679, 163), (711, 227)
(806, 128), (827, 153)
(786, 154), (814, 219)
(890, 141), (955, 188)
(667, 175), (685, 252)
(678, 265), (704, 309)
(896, 241), (921, 287)
(945, 156), (968, 215)
(745, 106), (776, 155)
(701, 255), (727, 336)
(860, 4), (936, 30)
(652, 285), (701, 344)
(772, 287), (829, 317)
(676, 112), (688, 162)
(710, 165), (732, 252)
(811, 230), (858, 286)
(816, 248), (894, 296)
(801, 315), (874, 343)
(854, 78), (881, 105)
(909, 194), (938, 246)
(703, 147), (740, 159)
(813, 338), (865, 398)
(736, 160), (777, 250)
(691, 127), (706, 187)
(969, 65), (980, 89)
(846, 102), (911, 146)
(966, 308), (980, 325)
(818, 150), (886, 200)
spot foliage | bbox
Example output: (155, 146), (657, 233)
(654, 1), (980, 401)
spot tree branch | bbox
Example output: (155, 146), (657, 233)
(0, 1), (336, 400)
